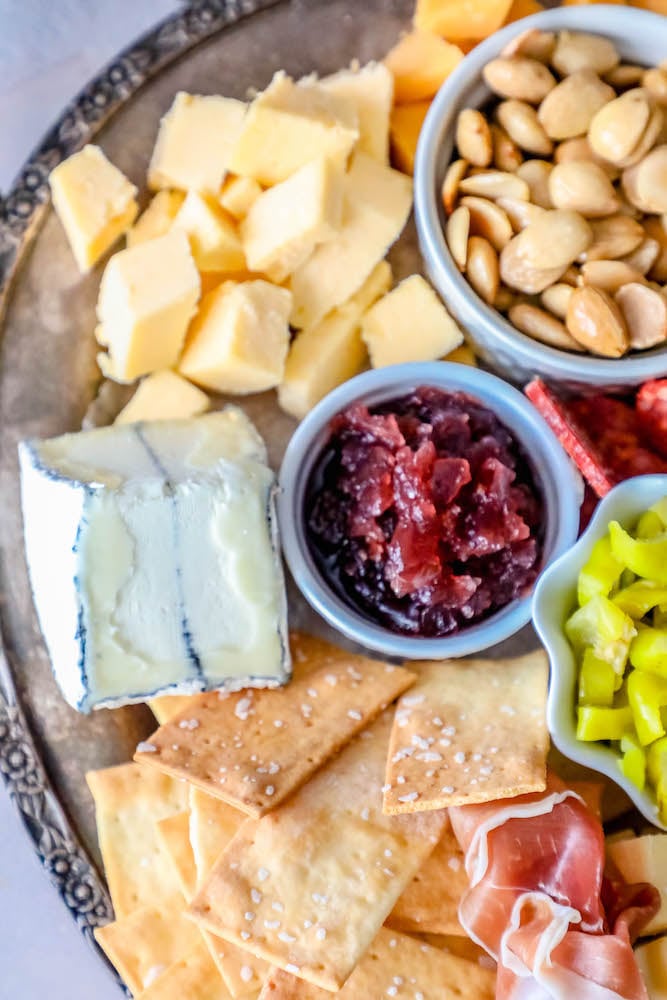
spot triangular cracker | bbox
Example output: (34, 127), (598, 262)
(383, 653), (549, 814)
(156, 810), (198, 902)
(135, 632), (414, 818)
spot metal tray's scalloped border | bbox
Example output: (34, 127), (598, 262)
(0, 0), (283, 989)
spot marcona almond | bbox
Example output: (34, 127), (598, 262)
(625, 145), (667, 214)
(496, 196), (546, 232)
(588, 88), (653, 164)
(446, 205), (470, 270)
(510, 302), (584, 351)
(465, 236), (500, 305)
(501, 29), (556, 64)
(537, 70), (615, 141)
(490, 124), (524, 172)
(494, 285), (516, 311)
(566, 286), (629, 357)
(615, 282), (667, 349)
(496, 100), (553, 156)
(540, 282), (574, 319)
(642, 68), (667, 106)
(483, 57), (556, 104)
(604, 64), (645, 90)
(516, 159), (553, 208)
(442, 158), (468, 214)
(460, 195), (513, 251)
(500, 210), (592, 293)
(580, 260), (647, 293)
(616, 105), (664, 169)
(581, 215), (645, 261)
(554, 137), (620, 181)
(643, 215), (667, 282)
(548, 161), (619, 218)
(456, 109), (493, 167)
(552, 31), (620, 77)
(459, 170), (530, 201)
(620, 237), (661, 276)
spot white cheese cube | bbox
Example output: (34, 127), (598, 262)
(635, 937), (667, 999)
(19, 410), (289, 712)
(290, 152), (412, 329)
(126, 190), (185, 248)
(114, 371), (210, 424)
(179, 280), (292, 394)
(148, 93), (247, 196)
(241, 156), (343, 283)
(608, 833), (667, 935)
(96, 230), (200, 383)
(49, 145), (138, 272)
(219, 175), (263, 220)
(278, 260), (391, 419)
(316, 62), (394, 163)
(172, 191), (245, 273)
(229, 71), (359, 186)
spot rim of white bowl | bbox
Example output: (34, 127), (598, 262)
(414, 5), (667, 387)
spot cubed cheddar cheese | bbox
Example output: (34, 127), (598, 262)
(414, 0), (514, 40)
(179, 280), (292, 394)
(290, 152), (412, 330)
(361, 274), (463, 367)
(126, 190), (185, 248)
(607, 833), (667, 935)
(278, 260), (392, 419)
(148, 93), (247, 196)
(315, 62), (394, 163)
(114, 371), (210, 424)
(241, 156), (343, 283)
(385, 32), (464, 103)
(635, 937), (667, 1000)
(172, 192), (245, 273)
(390, 101), (431, 176)
(219, 175), (263, 220)
(229, 71), (359, 186)
(96, 229), (200, 382)
(504, 0), (544, 18)
(49, 145), (138, 272)
(445, 342), (478, 366)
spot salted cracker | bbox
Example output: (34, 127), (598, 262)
(156, 810), (198, 902)
(149, 694), (197, 724)
(190, 787), (245, 889)
(204, 928), (269, 999)
(135, 632), (414, 818)
(189, 711), (447, 992)
(383, 653), (549, 814)
(137, 938), (247, 999)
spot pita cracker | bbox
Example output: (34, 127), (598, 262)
(257, 927), (495, 1000)
(135, 632), (414, 818)
(189, 711), (447, 992)
(94, 905), (201, 996)
(203, 929), (269, 999)
(137, 938), (246, 999)
(149, 695), (197, 725)
(386, 817), (467, 935)
(190, 787), (245, 889)
(156, 811), (198, 902)
(86, 763), (188, 917)
(383, 653), (548, 814)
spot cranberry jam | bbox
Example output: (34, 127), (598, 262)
(305, 386), (544, 638)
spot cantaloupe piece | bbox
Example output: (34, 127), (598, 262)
(390, 101), (431, 176)
(415, 0), (514, 41)
(385, 31), (464, 103)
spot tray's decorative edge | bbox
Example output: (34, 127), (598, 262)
(0, 0), (284, 990)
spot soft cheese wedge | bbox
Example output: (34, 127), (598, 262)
(19, 410), (289, 712)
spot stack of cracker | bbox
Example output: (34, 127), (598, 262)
(89, 633), (549, 998)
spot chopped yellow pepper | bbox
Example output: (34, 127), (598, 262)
(614, 582), (667, 619)
(649, 496), (667, 528)
(609, 520), (667, 585)
(566, 595), (636, 676)
(627, 670), (667, 745)
(629, 628), (667, 677)
(576, 705), (634, 741)
(647, 736), (667, 790)
(578, 648), (617, 706)
(577, 536), (624, 606)
(636, 509), (665, 539)
(619, 733), (646, 790)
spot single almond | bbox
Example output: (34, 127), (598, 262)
(565, 285), (629, 357)
(442, 158), (468, 215)
(496, 196), (546, 232)
(616, 106), (663, 169)
(548, 161), (619, 218)
(483, 57), (556, 104)
(642, 68), (667, 107)
(459, 196), (513, 251)
(620, 237), (661, 276)
(510, 302), (584, 351)
(538, 70), (615, 141)
(501, 29), (556, 64)
(540, 282), (574, 319)
(446, 206), (471, 270)
(580, 260), (647, 293)
(615, 282), (667, 349)
(588, 88), (653, 165)
(554, 137), (620, 181)
(465, 236), (499, 305)
(624, 145), (667, 214)
(499, 210), (592, 294)
(456, 109), (493, 167)
(551, 31), (619, 77)
(581, 215), (645, 261)
(516, 159), (553, 208)
(459, 170), (530, 201)
(490, 124), (524, 172)
(604, 64), (644, 90)
(496, 100), (553, 156)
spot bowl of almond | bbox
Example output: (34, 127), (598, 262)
(415, 4), (667, 390)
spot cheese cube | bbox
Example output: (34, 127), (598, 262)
(179, 280), (292, 394)
(290, 152), (412, 329)
(126, 190), (185, 248)
(608, 833), (667, 935)
(229, 71), (359, 186)
(278, 260), (391, 419)
(114, 371), (210, 424)
(148, 93), (247, 196)
(96, 230), (200, 382)
(385, 31), (464, 103)
(49, 145), (138, 272)
(241, 156), (343, 283)
(445, 342), (478, 366)
(635, 937), (667, 999)
(390, 101), (431, 176)
(362, 274), (463, 367)
(219, 175), (263, 220)
(172, 192), (245, 273)
(315, 62), (394, 162)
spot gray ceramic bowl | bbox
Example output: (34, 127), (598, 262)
(278, 362), (582, 659)
(414, 5), (667, 391)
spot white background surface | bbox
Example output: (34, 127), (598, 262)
(0, 4), (179, 997)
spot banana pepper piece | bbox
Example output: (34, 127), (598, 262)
(609, 520), (667, 585)
(578, 648), (617, 706)
(577, 536), (624, 606)
(614, 582), (667, 619)
(629, 628), (667, 677)
(619, 733), (646, 791)
(576, 705), (634, 741)
(627, 669), (667, 745)
(566, 595), (637, 677)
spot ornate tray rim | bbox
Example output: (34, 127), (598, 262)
(0, 0), (284, 989)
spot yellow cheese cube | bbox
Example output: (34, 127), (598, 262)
(49, 144), (138, 272)
(172, 191), (245, 273)
(445, 342), (478, 366)
(148, 93), (247, 196)
(390, 101), (431, 176)
(505, 0), (544, 19)
(114, 370), (210, 424)
(290, 152), (412, 329)
(96, 229), (200, 382)
(635, 937), (667, 999)
(126, 190), (185, 248)
(219, 175), (263, 220)
(608, 833), (667, 935)
(179, 280), (292, 394)
(362, 274), (463, 367)
(229, 71), (359, 186)
(316, 62), (394, 162)
(241, 156), (343, 283)
(414, 0), (514, 40)
(385, 32), (464, 104)
(278, 260), (392, 419)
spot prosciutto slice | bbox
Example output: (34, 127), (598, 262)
(449, 775), (659, 1000)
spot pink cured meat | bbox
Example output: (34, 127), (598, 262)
(449, 775), (659, 1000)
